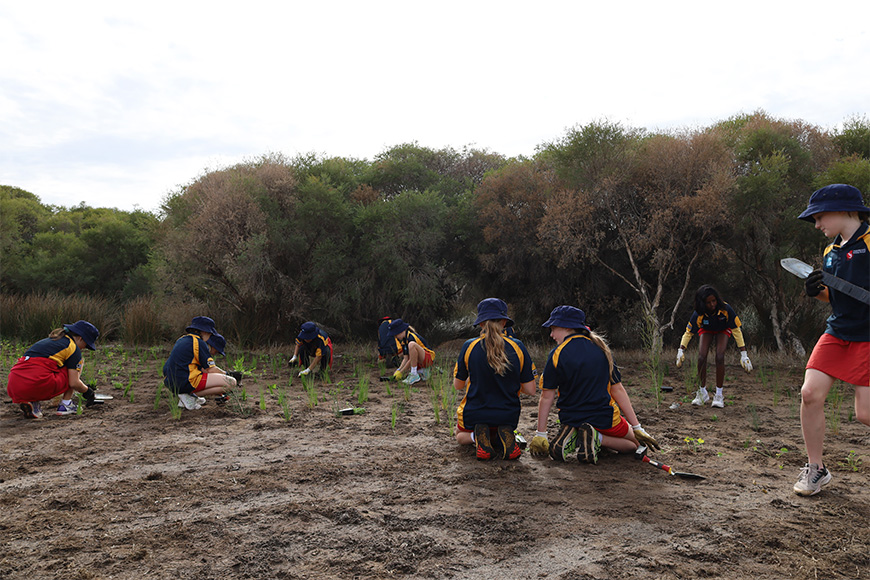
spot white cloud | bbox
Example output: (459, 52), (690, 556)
(1, 1), (868, 212)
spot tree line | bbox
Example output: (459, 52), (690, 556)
(2, 111), (868, 351)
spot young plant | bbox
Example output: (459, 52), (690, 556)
(684, 437), (705, 453)
(356, 373), (370, 406)
(277, 388), (292, 422)
(641, 316), (665, 408)
(747, 402), (760, 432)
(259, 388), (267, 411)
(390, 401), (403, 431)
(302, 374), (318, 409)
(838, 451), (863, 472)
(154, 384), (164, 411)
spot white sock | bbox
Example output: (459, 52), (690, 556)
(61, 399), (72, 406)
(470, 432), (475, 443)
(699, 387), (708, 394)
(411, 366), (417, 374)
(715, 387), (723, 397)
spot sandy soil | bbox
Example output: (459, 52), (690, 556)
(1, 343), (868, 580)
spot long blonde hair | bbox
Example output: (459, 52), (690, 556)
(579, 327), (614, 377)
(482, 320), (511, 376)
(48, 328), (68, 340)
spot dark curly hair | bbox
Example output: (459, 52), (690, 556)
(694, 284), (723, 314)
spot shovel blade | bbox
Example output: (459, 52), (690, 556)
(780, 258), (813, 279)
(674, 471), (707, 480)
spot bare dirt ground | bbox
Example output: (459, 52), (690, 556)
(1, 341), (868, 580)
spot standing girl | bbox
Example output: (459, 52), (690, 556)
(676, 285), (753, 408)
(454, 299), (537, 460)
(532, 306), (658, 464)
(7, 320), (101, 418)
(794, 184), (870, 496)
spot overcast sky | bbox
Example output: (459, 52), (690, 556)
(2, 1), (868, 214)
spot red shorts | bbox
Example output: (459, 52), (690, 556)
(599, 416), (630, 438)
(698, 328), (732, 337)
(419, 351), (434, 369)
(806, 333), (870, 387)
(192, 372), (208, 392)
(7, 356), (70, 403)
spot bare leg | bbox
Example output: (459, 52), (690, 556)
(800, 368), (836, 466)
(855, 386), (870, 427)
(196, 373), (237, 397)
(714, 333), (728, 389)
(697, 333), (713, 388)
(408, 342), (424, 368)
(456, 431), (473, 445)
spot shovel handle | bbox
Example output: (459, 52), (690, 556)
(642, 455), (674, 475)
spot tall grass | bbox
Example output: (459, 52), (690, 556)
(0, 292), (119, 343)
(121, 295), (165, 345)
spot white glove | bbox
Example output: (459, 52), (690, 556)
(289, 355), (298, 364)
(676, 348), (685, 368)
(740, 351), (753, 373)
(298, 368), (311, 377)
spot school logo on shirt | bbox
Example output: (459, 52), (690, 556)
(847, 251), (853, 260)
(826, 256), (833, 267)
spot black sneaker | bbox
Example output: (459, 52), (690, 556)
(474, 424), (494, 460)
(497, 425), (522, 460)
(215, 394), (230, 405)
(550, 424), (578, 462)
(578, 423), (601, 464)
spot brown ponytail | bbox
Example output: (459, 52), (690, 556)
(48, 328), (67, 340)
(579, 328), (614, 377)
(482, 320), (511, 376)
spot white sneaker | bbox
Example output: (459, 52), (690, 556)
(794, 463), (832, 496)
(711, 393), (725, 408)
(418, 368), (431, 380)
(691, 389), (710, 406)
(178, 393), (203, 410)
(177, 395), (206, 408)
(402, 372), (421, 385)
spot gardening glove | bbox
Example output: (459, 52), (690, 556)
(529, 432), (549, 457)
(631, 424), (660, 451)
(675, 348), (685, 368)
(740, 351), (753, 373)
(392, 369), (404, 381)
(298, 368), (311, 377)
(82, 387), (99, 408)
(805, 270), (825, 297)
(227, 370), (243, 384)
(289, 354), (299, 365)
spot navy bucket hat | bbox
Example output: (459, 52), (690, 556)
(298, 322), (319, 340)
(387, 318), (410, 337)
(207, 333), (226, 356)
(186, 316), (217, 335)
(64, 320), (100, 351)
(542, 306), (587, 330)
(798, 184), (870, 222)
(473, 298), (514, 327)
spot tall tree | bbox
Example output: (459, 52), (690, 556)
(538, 121), (734, 353)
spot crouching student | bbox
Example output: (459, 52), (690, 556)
(377, 316), (402, 368)
(289, 322), (333, 378)
(206, 332), (242, 404)
(388, 319), (435, 385)
(7, 320), (102, 418)
(454, 299), (537, 460)
(163, 317), (237, 410)
(530, 306), (659, 464)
